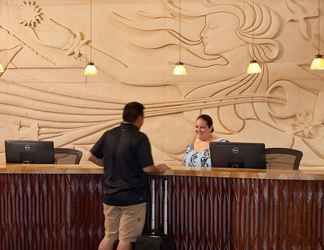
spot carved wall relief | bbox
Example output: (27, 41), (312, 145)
(0, 0), (323, 166)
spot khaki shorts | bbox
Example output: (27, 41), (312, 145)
(103, 203), (146, 243)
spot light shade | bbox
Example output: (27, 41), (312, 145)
(247, 60), (262, 74)
(84, 62), (97, 76)
(173, 62), (187, 75)
(0, 63), (4, 73)
(310, 54), (324, 70)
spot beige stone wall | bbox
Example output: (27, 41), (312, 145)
(0, 0), (324, 166)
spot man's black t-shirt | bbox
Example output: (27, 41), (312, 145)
(90, 123), (154, 206)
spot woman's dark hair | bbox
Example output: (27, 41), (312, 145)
(197, 114), (214, 132)
(122, 102), (145, 123)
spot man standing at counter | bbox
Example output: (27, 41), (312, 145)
(89, 101), (169, 250)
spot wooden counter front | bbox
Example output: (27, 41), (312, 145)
(1, 164), (324, 250)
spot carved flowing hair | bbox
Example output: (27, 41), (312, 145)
(162, 0), (281, 63)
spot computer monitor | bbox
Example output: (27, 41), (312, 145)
(5, 140), (55, 164)
(209, 142), (266, 169)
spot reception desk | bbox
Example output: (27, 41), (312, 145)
(1, 164), (324, 250)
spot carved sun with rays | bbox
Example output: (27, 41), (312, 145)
(19, 1), (44, 28)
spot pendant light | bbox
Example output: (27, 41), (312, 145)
(247, 0), (261, 74)
(173, 62), (187, 75)
(84, 62), (97, 76)
(84, 0), (97, 76)
(247, 59), (261, 74)
(173, 0), (187, 75)
(310, 0), (324, 70)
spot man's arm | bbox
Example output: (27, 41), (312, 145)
(143, 163), (169, 173)
(88, 154), (104, 167)
(136, 134), (169, 173)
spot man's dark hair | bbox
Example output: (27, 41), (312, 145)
(122, 102), (145, 123)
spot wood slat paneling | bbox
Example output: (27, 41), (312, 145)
(0, 174), (104, 250)
(1, 173), (324, 250)
(146, 176), (324, 250)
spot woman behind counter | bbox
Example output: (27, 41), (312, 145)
(183, 114), (227, 168)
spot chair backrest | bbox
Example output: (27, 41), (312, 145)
(54, 148), (83, 164)
(265, 148), (303, 170)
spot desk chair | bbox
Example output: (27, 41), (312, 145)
(54, 148), (83, 164)
(265, 148), (303, 170)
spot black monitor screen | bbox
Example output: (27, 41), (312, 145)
(210, 142), (266, 169)
(5, 140), (55, 164)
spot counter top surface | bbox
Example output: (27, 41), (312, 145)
(1, 164), (324, 180)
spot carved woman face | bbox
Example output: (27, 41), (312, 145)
(201, 13), (245, 55)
